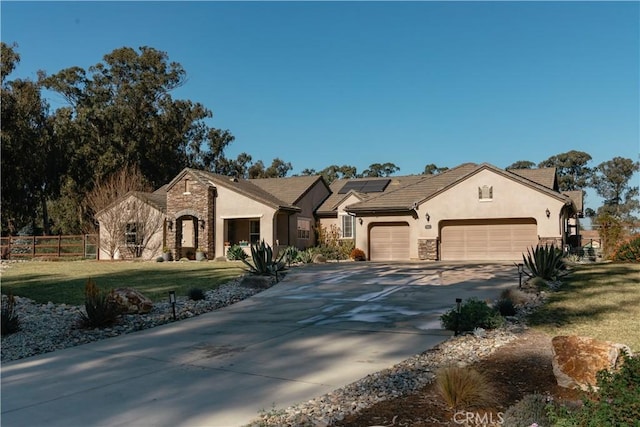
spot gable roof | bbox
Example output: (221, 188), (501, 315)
(316, 175), (425, 215)
(167, 168), (315, 212)
(250, 175), (330, 205)
(95, 190), (166, 219)
(509, 167), (558, 190)
(345, 163), (573, 214)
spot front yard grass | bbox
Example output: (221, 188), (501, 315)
(528, 263), (640, 352)
(0, 260), (245, 305)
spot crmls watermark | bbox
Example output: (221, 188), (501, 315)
(453, 410), (505, 426)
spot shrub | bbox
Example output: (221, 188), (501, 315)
(296, 248), (314, 264)
(440, 298), (504, 333)
(282, 246), (299, 266)
(611, 235), (640, 263)
(436, 366), (496, 409)
(1, 294), (20, 336)
(494, 297), (517, 317)
(524, 276), (550, 292)
(227, 245), (248, 261)
(550, 353), (640, 426)
(188, 288), (205, 301)
(156, 256), (164, 262)
(522, 244), (567, 280)
(241, 240), (286, 277)
(79, 278), (120, 328)
(499, 288), (530, 306)
(503, 394), (554, 427)
(350, 248), (366, 261)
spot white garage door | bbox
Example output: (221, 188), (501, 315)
(440, 219), (538, 261)
(370, 223), (410, 261)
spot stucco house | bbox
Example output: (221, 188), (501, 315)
(316, 163), (582, 261)
(97, 168), (331, 260)
(96, 162), (582, 261)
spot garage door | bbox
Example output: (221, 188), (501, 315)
(440, 219), (538, 261)
(370, 223), (410, 261)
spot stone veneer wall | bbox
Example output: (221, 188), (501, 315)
(166, 175), (215, 260)
(538, 237), (563, 247)
(418, 239), (438, 261)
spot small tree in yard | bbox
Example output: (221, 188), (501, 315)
(88, 166), (163, 259)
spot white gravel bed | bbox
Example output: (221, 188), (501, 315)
(1, 279), (260, 362)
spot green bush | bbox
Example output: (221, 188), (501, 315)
(296, 248), (314, 264)
(1, 294), (20, 336)
(79, 279), (120, 328)
(226, 245), (248, 261)
(156, 256), (164, 262)
(241, 240), (286, 277)
(494, 297), (517, 317)
(440, 298), (505, 333)
(611, 235), (640, 263)
(188, 288), (205, 301)
(282, 246), (299, 266)
(550, 353), (640, 426)
(522, 244), (566, 280)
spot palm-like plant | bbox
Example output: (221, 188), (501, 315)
(241, 240), (287, 277)
(521, 244), (567, 280)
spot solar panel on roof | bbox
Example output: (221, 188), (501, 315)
(338, 179), (390, 194)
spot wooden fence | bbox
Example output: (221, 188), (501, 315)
(0, 234), (98, 259)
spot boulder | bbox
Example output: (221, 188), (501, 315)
(551, 335), (631, 391)
(108, 288), (153, 314)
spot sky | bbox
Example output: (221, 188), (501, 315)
(2, 1), (639, 212)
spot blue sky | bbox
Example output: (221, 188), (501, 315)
(2, 1), (639, 211)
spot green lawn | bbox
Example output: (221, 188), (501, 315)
(528, 263), (640, 352)
(0, 260), (245, 305)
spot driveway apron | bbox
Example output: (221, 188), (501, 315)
(1, 262), (516, 427)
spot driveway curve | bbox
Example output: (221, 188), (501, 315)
(1, 262), (517, 427)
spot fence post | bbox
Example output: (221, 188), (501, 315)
(58, 235), (62, 257)
(32, 236), (36, 257)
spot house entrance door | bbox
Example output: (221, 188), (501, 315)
(177, 216), (198, 259)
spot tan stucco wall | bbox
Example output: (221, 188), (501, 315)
(215, 185), (277, 258)
(419, 169), (567, 241)
(349, 169), (569, 260)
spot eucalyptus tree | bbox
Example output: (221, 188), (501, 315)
(592, 157), (640, 219)
(538, 150), (593, 191)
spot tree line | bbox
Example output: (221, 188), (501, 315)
(1, 43), (638, 237)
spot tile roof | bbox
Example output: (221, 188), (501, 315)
(316, 175), (424, 214)
(345, 163), (479, 212)
(563, 190), (584, 213)
(187, 169), (301, 211)
(250, 175), (327, 205)
(509, 168), (557, 190)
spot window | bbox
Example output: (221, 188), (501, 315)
(184, 179), (193, 194)
(250, 220), (260, 244)
(125, 223), (142, 246)
(297, 218), (311, 240)
(341, 215), (354, 239)
(478, 185), (493, 200)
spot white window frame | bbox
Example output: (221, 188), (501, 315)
(250, 220), (260, 244)
(341, 215), (354, 239)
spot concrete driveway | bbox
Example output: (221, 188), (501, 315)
(1, 262), (517, 427)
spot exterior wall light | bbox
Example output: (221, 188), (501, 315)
(199, 219), (205, 229)
(425, 213), (430, 222)
(167, 220), (173, 231)
(359, 218), (363, 225)
(546, 208), (551, 218)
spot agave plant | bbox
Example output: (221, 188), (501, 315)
(241, 240), (287, 277)
(521, 244), (567, 280)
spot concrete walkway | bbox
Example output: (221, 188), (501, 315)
(1, 262), (517, 427)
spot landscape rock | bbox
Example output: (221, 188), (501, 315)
(312, 254), (327, 263)
(108, 288), (153, 314)
(551, 335), (631, 391)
